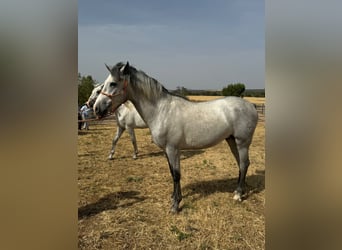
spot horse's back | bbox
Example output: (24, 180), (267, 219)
(185, 96), (257, 123)
(191, 96), (257, 141)
(222, 96), (258, 118)
(158, 96), (257, 149)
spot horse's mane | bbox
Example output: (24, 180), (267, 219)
(112, 62), (188, 101)
(94, 83), (104, 88)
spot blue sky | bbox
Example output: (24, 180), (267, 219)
(79, 0), (264, 90)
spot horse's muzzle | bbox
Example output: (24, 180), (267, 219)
(94, 106), (109, 119)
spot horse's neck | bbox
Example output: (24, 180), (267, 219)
(129, 99), (155, 125)
(127, 89), (166, 127)
(114, 105), (124, 122)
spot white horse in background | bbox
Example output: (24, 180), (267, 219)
(87, 84), (147, 159)
(94, 62), (258, 212)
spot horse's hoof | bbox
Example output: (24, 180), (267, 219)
(132, 155), (137, 160)
(233, 191), (242, 202)
(170, 202), (180, 213)
(108, 156), (114, 160)
(170, 207), (179, 214)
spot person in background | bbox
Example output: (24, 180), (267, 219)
(79, 103), (92, 130)
(78, 110), (83, 130)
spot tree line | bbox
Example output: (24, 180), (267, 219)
(172, 83), (265, 97)
(78, 73), (97, 107)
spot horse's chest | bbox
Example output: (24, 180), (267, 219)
(150, 124), (182, 149)
(150, 129), (167, 148)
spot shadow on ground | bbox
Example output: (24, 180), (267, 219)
(114, 149), (205, 160)
(78, 191), (146, 219)
(138, 149), (205, 160)
(183, 173), (265, 202)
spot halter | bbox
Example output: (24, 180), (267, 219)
(100, 79), (128, 112)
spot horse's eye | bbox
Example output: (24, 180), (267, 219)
(96, 90), (101, 94)
(110, 82), (117, 87)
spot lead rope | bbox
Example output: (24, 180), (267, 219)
(78, 112), (115, 122)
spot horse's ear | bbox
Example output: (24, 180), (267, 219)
(120, 61), (130, 75)
(105, 63), (112, 73)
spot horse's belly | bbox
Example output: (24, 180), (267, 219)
(180, 127), (232, 149)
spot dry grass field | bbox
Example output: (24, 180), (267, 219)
(187, 95), (265, 105)
(78, 97), (265, 249)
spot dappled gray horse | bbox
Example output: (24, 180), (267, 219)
(94, 62), (258, 212)
(87, 84), (147, 159)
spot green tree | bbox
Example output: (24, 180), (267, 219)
(222, 83), (246, 97)
(78, 74), (96, 106)
(175, 86), (189, 97)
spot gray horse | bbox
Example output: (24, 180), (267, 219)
(94, 62), (258, 212)
(87, 84), (147, 159)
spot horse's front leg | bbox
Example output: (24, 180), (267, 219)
(165, 146), (182, 213)
(127, 127), (138, 159)
(108, 126), (125, 160)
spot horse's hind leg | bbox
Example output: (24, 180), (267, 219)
(108, 126), (125, 160)
(226, 136), (240, 168)
(235, 145), (250, 201)
(226, 136), (250, 201)
(127, 127), (138, 159)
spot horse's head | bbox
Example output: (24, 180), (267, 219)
(94, 61), (130, 118)
(87, 84), (103, 108)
